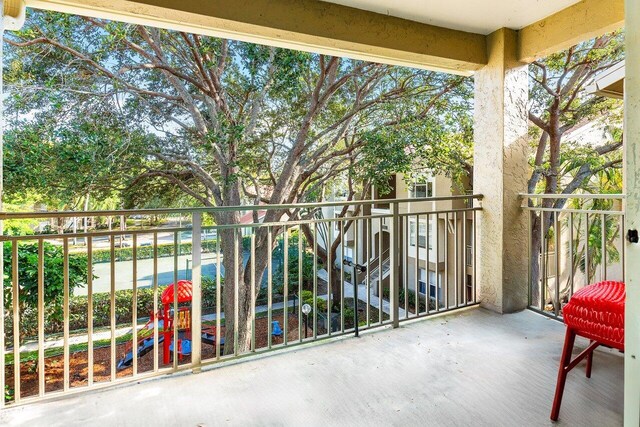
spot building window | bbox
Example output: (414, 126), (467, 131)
(344, 247), (353, 264)
(418, 268), (427, 294)
(411, 181), (433, 198)
(428, 271), (439, 300)
(418, 269), (440, 299)
(410, 220), (432, 249)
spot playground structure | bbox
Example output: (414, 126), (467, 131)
(117, 280), (286, 369)
(117, 280), (222, 370)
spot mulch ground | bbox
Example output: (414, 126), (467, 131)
(5, 313), (306, 401)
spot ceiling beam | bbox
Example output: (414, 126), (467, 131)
(518, 0), (624, 63)
(27, 0), (488, 75)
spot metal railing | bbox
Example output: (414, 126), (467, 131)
(521, 194), (625, 319)
(0, 195), (481, 406)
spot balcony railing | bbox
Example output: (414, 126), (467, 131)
(0, 195), (481, 406)
(522, 194), (625, 319)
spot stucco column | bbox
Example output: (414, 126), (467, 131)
(624, 1), (640, 425)
(473, 28), (529, 313)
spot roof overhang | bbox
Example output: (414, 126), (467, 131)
(587, 60), (625, 99)
(21, 0), (625, 75)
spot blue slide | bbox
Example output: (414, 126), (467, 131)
(117, 334), (164, 370)
(117, 330), (224, 370)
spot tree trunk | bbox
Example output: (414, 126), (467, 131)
(529, 213), (541, 308)
(217, 207), (276, 355)
(220, 227), (251, 355)
(529, 210), (557, 311)
(329, 265), (342, 311)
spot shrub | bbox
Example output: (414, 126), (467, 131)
(84, 236), (252, 264)
(5, 276), (224, 342)
(272, 233), (316, 291)
(3, 241), (89, 331)
(87, 240), (221, 264)
(300, 289), (327, 313)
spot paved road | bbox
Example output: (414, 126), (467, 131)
(77, 251), (283, 295)
(72, 230), (216, 250)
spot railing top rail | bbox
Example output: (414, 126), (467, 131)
(0, 206), (482, 241)
(0, 195), (483, 220)
(519, 193), (624, 200)
(521, 206), (624, 215)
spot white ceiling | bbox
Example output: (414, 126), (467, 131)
(322, 0), (581, 34)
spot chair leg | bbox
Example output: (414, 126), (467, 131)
(585, 340), (594, 378)
(551, 328), (576, 421)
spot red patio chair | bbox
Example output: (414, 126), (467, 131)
(550, 280), (625, 421)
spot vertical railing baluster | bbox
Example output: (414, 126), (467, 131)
(38, 239), (45, 395)
(0, 241), (4, 407)
(65, 237), (71, 389)
(435, 213), (440, 312)
(251, 232), (256, 352)
(191, 212), (202, 370)
(0, 240), (4, 408)
(414, 214), (419, 314)
(444, 212), (449, 310)
(12, 241), (20, 402)
(354, 215), (359, 335)
(312, 222), (318, 339)
(554, 212), (560, 317)
(267, 226), (273, 349)
(365, 217), (371, 327)
(108, 235), (116, 381)
(173, 231), (178, 370)
(153, 232), (158, 372)
(621, 214), (626, 283)
(424, 214), (433, 314)
(569, 213), (574, 299)
(454, 211), (459, 308)
(87, 237), (94, 385)
(390, 202), (399, 328)
(403, 214), (408, 319)
(540, 212), (545, 311)
(473, 209), (477, 303)
(584, 213), (590, 286)
(327, 221), (333, 335)
(377, 217), (382, 323)
(298, 226), (304, 341)
(131, 235), (137, 377)
(340, 220), (345, 332)
(601, 213), (607, 281)
(233, 228), (239, 356)
(216, 233), (221, 360)
(463, 210), (468, 305)
(283, 227), (289, 345)
(527, 211), (532, 307)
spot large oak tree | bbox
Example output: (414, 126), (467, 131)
(4, 10), (471, 353)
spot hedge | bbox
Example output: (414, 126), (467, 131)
(5, 274), (301, 342)
(5, 277), (221, 341)
(82, 235), (253, 264)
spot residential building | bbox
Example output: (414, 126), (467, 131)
(334, 173), (474, 308)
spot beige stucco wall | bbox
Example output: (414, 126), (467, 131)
(473, 28), (529, 313)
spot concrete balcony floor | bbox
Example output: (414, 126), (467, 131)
(1, 308), (623, 426)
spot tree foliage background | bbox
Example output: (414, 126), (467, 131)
(3, 9), (473, 353)
(2, 8), (626, 347)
